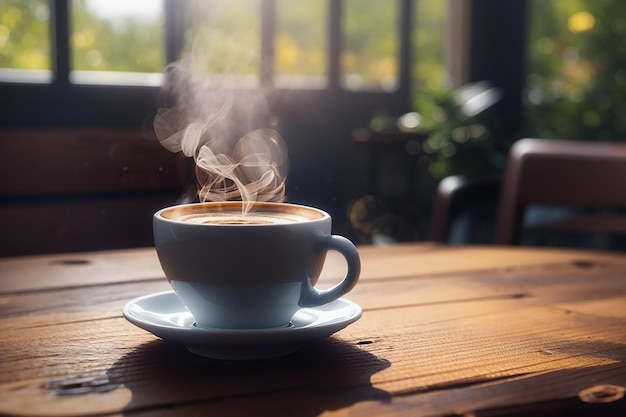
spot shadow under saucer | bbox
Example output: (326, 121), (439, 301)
(107, 337), (391, 417)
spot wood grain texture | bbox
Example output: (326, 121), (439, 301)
(0, 128), (183, 196)
(1, 243), (626, 416)
(0, 128), (189, 256)
(0, 248), (164, 293)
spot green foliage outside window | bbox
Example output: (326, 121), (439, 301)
(71, 0), (164, 73)
(185, 0), (259, 77)
(0, 0), (50, 70)
(414, 0), (626, 180)
(0, 0), (446, 92)
(342, 0), (397, 90)
(524, 0), (626, 142)
(275, 0), (326, 78)
(0, 0), (165, 73)
(412, 0), (445, 94)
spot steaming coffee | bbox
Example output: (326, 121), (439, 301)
(170, 211), (311, 225)
(153, 201), (360, 329)
(162, 202), (320, 226)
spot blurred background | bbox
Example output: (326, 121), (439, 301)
(1, 0), (624, 256)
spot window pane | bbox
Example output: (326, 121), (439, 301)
(0, 0), (50, 79)
(342, 0), (398, 91)
(185, 0), (260, 86)
(275, 0), (327, 88)
(413, 0), (445, 93)
(71, 0), (164, 76)
(524, 0), (626, 141)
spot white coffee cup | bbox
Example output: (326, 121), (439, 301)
(153, 201), (361, 329)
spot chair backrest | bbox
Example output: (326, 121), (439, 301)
(494, 138), (626, 245)
(429, 175), (501, 243)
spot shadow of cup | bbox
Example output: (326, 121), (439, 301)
(107, 337), (390, 416)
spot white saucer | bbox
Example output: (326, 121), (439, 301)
(122, 291), (362, 360)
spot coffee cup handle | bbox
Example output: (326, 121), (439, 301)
(299, 235), (361, 307)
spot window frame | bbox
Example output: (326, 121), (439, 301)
(0, 0), (413, 127)
(445, 0), (528, 139)
(0, 0), (526, 132)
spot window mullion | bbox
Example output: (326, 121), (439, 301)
(398, 0), (412, 92)
(328, 0), (341, 90)
(260, 0), (275, 87)
(164, 0), (185, 64)
(51, 0), (70, 85)
(447, 0), (471, 85)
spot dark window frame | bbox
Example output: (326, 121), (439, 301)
(0, 0), (527, 133)
(0, 0), (415, 127)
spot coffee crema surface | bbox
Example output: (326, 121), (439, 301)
(174, 212), (308, 225)
(160, 202), (325, 225)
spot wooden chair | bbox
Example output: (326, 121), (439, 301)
(429, 175), (501, 243)
(494, 138), (626, 246)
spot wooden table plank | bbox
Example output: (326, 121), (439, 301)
(1, 243), (626, 417)
(332, 363), (626, 417)
(2, 243), (625, 293)
(0, 248), (164, 293)
(1, 291), (625, 416)
(2, 253), (626, 330)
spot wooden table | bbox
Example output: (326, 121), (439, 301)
(1, 243), (626, 416)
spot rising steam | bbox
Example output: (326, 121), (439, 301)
(194, 128), (287, 211)
(153, 16), (288, 215)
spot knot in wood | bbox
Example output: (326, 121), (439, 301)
(579, 384), (625, 404)
(46, 374), (118, 396)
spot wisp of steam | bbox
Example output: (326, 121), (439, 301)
(153, 17), (288, 215)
